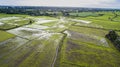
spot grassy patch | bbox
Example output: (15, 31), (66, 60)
(69, 26), (108, 37)
(60, 38), (120, 67)
(0, 33), (63, 67)
(0, 18), (30, 30)
(0, 30), (15, 42)
(41, 21), (57, 27)
(70, 12), (99, 17)
(72, 12), (120, 30)
(0, 13), (29, 18)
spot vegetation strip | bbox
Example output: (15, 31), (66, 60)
(51, 30), (67, 67)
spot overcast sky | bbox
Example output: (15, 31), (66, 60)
(0, 0), (120, 8)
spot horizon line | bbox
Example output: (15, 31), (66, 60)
(0, 5), (120, 10)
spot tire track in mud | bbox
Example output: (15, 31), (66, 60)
(51, 29), (67, 67)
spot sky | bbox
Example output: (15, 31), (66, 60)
(0, 0), (120, 9)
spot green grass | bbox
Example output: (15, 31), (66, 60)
(0, 12), (120, 67)
(0, 31), (15, 42)
(0, 19), (30, 30)
(18, 34), (63, 67)
(0, 13), (32, 30)
(81, 12), (120, 30)
(60, 38), (120, 67)
(73, 15), (120, 30)
(69, 26), (108, 37)
(0, 30), (15, 42)
(58, 19), (120, 67)
(69, 12), (99, 17)
(0, 33), (63, 67)
(34, 16), (58, 20)
(41, 21), (57, 27)
(0, 13), (29, 18)
(91, 20), (120, 30)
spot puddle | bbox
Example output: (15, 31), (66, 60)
(100, 38), (109, 47)
(0, 22), (4, 26)
(35, 19), (56, 24)
(0, 17), (20, 21)
(7, 27), (58, 40)
(58, 25), (65, 28)
(25, 24), (49, 29)
(7, 27), (45, 39)
(0, 37), (29, 49)
(64, 30), (71, 37)
(14, 19), (28, 22)
(71, 19), (91, 24)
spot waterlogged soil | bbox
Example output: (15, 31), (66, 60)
(0, 33), (63, 67)
(0, 16), (120, 67)
(63, 38), (120, 67)
(0, 22), (4, 26)
(25, 24), (49, 29)
(7, 27), (50, 40)
(0, 17), (65, 67)
(70, 19), (91, 24)
(35, 19), (57, 24)
(0, 37), (28, 52)
(66, 30), (109, 47)
(0, 17), (20, 21)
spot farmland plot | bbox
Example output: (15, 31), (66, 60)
(0, 30), (15, 42)
(59, 30), (120, 67)
(0, 33), (63, 67)
(0, 17), (30, 30)
(0, 16), (66, 67)
(0, 12), (120, 67)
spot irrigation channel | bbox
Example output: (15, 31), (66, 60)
(51, 30), (67, 67)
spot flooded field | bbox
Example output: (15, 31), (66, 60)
(0, 13), (120, 67)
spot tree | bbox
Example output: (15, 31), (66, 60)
(105, 30), (118, 41)
(106, 30), (120, 50)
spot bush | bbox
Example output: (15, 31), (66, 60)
(106, 30), (120, 50)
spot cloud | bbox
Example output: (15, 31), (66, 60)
(0, 0), (119, 8)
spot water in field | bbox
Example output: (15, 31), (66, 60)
(0, 22), (4, 26)
(0, 13), (120, 67)
(0, 17), (20, 21)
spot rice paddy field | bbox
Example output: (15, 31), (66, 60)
(0, 11), (120, 67)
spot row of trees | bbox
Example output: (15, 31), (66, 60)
(0, 6), (120, 17)
(106, 30), (120, 51)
